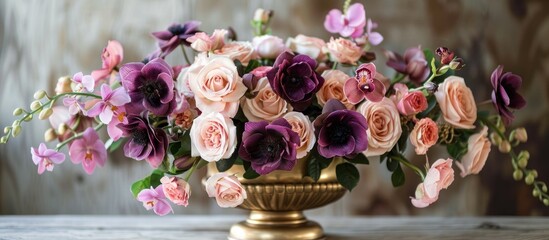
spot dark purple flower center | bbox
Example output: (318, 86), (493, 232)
(327, 122), (351, 145)
(139, 79), (167, 108)
(168, 24), (186, 35)
(132, 129), (149, 145)
(252, 136), (282, 161)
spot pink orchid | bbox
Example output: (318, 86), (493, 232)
(187, 29), (227, 52)
(87, 84), (131, 124)
(31, 143), (66, 174)
(324, 3), (366, 38)
(365, 19), (383, 46)
(92, 40), (124, 81)
(137, 185), (173, 216)
(69, 127), (107, 174)
(62, 97), (86, 115)
(72, 72), (95, 92)
(344, 63), (386, 104)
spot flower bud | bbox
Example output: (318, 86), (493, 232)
(489, 132), (502, 146)
(3, 126), (10, 134)
(57, 123), (68, 135)
(449, 58), (465, 70)
(495, 117), (506, 133)
(253, 8), (272, 23)
(517, 151), (529, 167)
(514, 127), (527, 142)
(438, 65), (450, 75)
(55, 76), (72, 95)
(11, 125), (21, 137)
(435, 47), (455, 65)
(173, 156), (194, 171)
(30, 100), (42, 111)
(513, 170), (523, 180)
(44, 128), (57, 142)
(525, 174), (535, 185)
(39, 108), (53, 120)
(543, 185), (548, 193)
(23, 114), (33, 122)
(533, 189), (540, 197)
(531, 170), (538, 178)
(0, 136), (7, 144)
(517, 157), (528, 169)
(544, 199), (549, 206)
(498, 140), (511, 153)
(12, 108), (24, 116)
(33, 90), (47, 100)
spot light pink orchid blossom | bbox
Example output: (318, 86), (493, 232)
(87, 84), (131, 124)
(324, 3), (366, 38)
(72, 72), (95, 92)
(137, 185), (173, 216)
(68, 127), (107, 174)
(92, 40), (124, 81)
(365, 19), (383, 45)
(31, 143), (66, 174)
(344, 63), (386, 104)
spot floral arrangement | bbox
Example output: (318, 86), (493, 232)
(2, 1), (547, 215)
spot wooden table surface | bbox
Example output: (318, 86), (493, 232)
(0, 215), (547, 240)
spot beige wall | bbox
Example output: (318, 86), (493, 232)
(1, 0), (548, 215)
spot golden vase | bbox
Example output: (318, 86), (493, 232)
(207, 158), (346, 240)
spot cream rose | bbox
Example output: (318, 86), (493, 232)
(456, 126), (491, 177)
(324, 37), (361, 65)
(357, 97), (402, 156)
(190, 112), (237, 162)
(283, 112), (315, 159)
(434, 76), (477, 129)
(187, 55), (247, 117)
(286, 34), (327, 62)
(242, 77), (292, 122)
(252, 35), (287, 59)
(318, 70), (354, 109)
(409, 118), (439, 155)
(177, 53), (209, 98)
(213, 41), (258, 66)
(205, 173), (247, 208)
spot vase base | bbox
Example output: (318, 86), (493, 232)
(228, 211), (325, 240)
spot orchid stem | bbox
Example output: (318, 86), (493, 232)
(180, 45), (192, 65)
(55, 123), (104, 151)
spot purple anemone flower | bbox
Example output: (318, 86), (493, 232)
(238, 118), (300, 175)
(266, 51), (324, 111)
(491, 65), (526, 126)
(119, 58), (176, 116)
(385, 46), (430, 84)
(152, 21), (201, 57)
(344, 62), (386, 104)
(118, 114), (168, 168)
(313, 99), (368, 158)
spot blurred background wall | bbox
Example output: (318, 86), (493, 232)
(1, 0), (548, 216)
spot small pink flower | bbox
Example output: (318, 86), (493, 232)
(137, 185), (173, 216)
(92, 40), (124, 81)
(71, 72), (95, 92)
(87, 84), (131, 124)
(62, 97), (86, 115)
(344, 63), (386, 104)
(324, 3), (366, 38)
(160, 176), (191, 206)
(324, 37), (362, 65)
(187, 29), (228, 52)
(31, 143), (66, 174)
(365, 19), (383, 46)
(69, 127), (107, 174)
(205, 173), (247, 208)
(409, 118), (439, 155)
(395, 85), (428, 116)
(411, 158), (454, 208)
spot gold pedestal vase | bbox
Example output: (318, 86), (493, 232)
(207, 158), (346, 240)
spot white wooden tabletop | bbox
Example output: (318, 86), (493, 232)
(0, 215), (548, 240)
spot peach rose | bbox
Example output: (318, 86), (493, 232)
(252, 35), (287, 59)
(187, 55), (247, 117)
(398, 91), (428, 116)
(324, 37), (361, 65)
(357, 97), (402, 156)
(205, 173), (247, 208)
(411, 158), (454, 208)
(456, 126), (491, 177)
(283, 112), (315, 159)
(318, 70), (354, 109)
(213, 41), (258, 66)
(434, 76), (477, 129)
(241, 77), (292, 122)
(190, 112), (237, 162)
(409, 118), (439, 155)
(286, 34), (327, 62)
(160, 176), (191, 207)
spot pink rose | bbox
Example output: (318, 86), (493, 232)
(242, 77), (292, 122)
(252, 35), (287, 59)
(357, 97), (402, 156)
(214, 41), (258, 66)
(187, 55), (247, 117)
(456, 126), (491, 177)
(190, 112), (237, 162)
(409, 118), (439, 155)
(318, 70), (354, 109)
(397, 91), (428, 116)
(434, 76), (477, 129)
(411, 158), (454, 208)
(160, 176), (191, 207)
(286, 34), (327, 62)
(324, 37), (361, 65)
(92, 40), (123, 81)
(283, 112), (315, 159)
(187, 29), (227, 52)
(205, 173), (247, 208)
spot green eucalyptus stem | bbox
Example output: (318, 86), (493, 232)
(392, 154), (425, 181)
(55, 123), (105, 151)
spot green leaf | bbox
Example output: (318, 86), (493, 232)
(243, 167), (260, 179)
(430, 58), (437, 76)
(244, 60), (261, 74)
(235, 60), (245, 77)
(336, 162), (360, 191)
(216, 157), (237, 172)
(106, 138), (125, 153)
(306, 156), (321, 182)
(346, 154), (369, 165)
(130, 180), (145, 198)
(447, 142), (468, 161)
(171, 132), (192, 158)
(386, 157), (399, 172)
(129, 169), (165, 198)
(391, 165), (405, 187)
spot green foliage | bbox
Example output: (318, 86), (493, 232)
(336, 162), (360, 191)
(216, 157), (238, 172)
(345, 154), (369, 165)
(130, 169), (164, 198)
(447, 141), (468, 161)
(391, 164), (405, 187)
